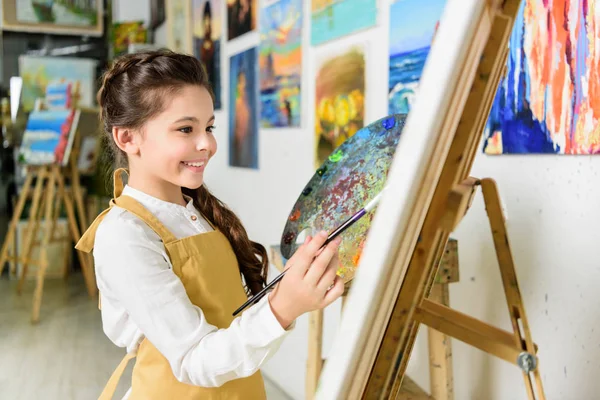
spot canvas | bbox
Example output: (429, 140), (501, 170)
(112, 21), (148, 57)
(229, 48), (259, 169)
(388, 0), (447, 115)
(19, 109), (81, 167)
(259, 0), (302, 128)
(18, 55), (97, 112)
(16, 0), (98, 26)
(315, 0), (492, 397)
(167, 0), (191, 53)
(193, 0), (222, 109)
(227, 0), (258, 40)
(311, 0), (376, 45)
(314, 44), (366, 168)
(483, 0), (600, 154)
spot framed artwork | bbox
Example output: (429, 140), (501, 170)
(150, 0), (166, 29)
(1, 0), (103, 36)
(167, 0), (192, 54)
(259, 0), (303, 128)
(192, 0), (222, 109)
(227, 0), (258, 40)
(483, 0), (600, 154)
(311, 0), (376, 46)
(314, 43), (366, 168)
(229, 48), (259, 169)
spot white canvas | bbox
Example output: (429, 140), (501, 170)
(315, 0), (488, 397)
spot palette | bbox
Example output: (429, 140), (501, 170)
(280, 113), (407, 283)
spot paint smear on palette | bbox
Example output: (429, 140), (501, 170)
(280, 113), (407, 283)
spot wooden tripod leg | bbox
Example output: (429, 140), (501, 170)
(55, 170), (97, 297)
(17, 167), (48, 294)
(480, 178), (545, 400)
(306, 309), (324, 400)
(31, 166), (57, 323)
(0, 170), (35, 276)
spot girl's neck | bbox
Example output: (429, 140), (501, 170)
(127, 170), (186, 207)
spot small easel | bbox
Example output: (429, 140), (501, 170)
(0, 105), (98, 323)
(270, 239), (460, 400)
(356, 1), (545, 399)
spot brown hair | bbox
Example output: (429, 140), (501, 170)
(97, 49), (267, 296)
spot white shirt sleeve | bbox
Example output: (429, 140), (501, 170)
(93, 208), (293, 388)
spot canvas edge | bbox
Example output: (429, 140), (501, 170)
(314, 0), (487, 398)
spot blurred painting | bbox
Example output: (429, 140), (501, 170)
(311, 0), (376, 46)
(19, 109), (81, 166)
(259, 0), (302, 128)
(483, 0), (600, 154)
(193, 0), (222, 109)
(314, 44), (365, 168)
(19, 55), (97, 112)
(227, 0), (257, 40)
(388, 0), (446, 115)
(150, 0), (166, 29)
(16, 0), (98, 26)
(167, 0), (191, 53)
(229, 48), (259, 169)
(112, 21), (148, 57)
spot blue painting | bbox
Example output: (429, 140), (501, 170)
(388, 0), (446, 115)
(311, 0), (377, 46)
(229, 48), (259, 169)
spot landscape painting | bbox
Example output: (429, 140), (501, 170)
(311, 0), (376, 45)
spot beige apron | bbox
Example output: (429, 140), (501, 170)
(76, 169), (267, 399)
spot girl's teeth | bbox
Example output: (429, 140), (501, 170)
(184, 162), (204, 167)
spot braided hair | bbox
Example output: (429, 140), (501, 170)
(97, 49), (268, 296)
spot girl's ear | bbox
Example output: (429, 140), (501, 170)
(112, 127), (140, 156)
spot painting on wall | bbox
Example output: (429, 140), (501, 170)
(2, 0), (103, 36)
(19, 109), (81, 167)
(227, 0), (258, 41)
(229, 48), (259, 169)
(259, 0), (302, 128)
(311, 0), (376, 46)
(483, 0), (600, 155)
(19, 56), (97, 112)
(314, 44), (365, 168)
(388, 0), (446, 115)
(167, 0), (191, 53)
(150, 0), (166, 29)
(193, 0), (222, 109)
(111, 21), (148, 57)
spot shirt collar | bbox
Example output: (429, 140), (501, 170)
(121, 185), (196, 213)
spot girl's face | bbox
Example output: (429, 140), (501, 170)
(126, 85), (217, 196)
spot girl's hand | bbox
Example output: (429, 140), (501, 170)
(268, 231), (345, 329)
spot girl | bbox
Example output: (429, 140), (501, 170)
(76, 50), (344, 399)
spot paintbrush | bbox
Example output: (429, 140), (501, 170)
(232, 189), (386, 317)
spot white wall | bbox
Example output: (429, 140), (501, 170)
(114, 1), (599, 399)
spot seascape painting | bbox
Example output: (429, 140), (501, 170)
(388, 0), (446, 116)
(259, 0), (302, 128)
(311, 0), (376, 46)
(483, 0), (600, 154)
(229, 48), (259, 169)
(314, 44), (365, 168)
(193, 0), (222, 109)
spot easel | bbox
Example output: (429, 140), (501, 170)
(271, 239), (460, 400)
(355, 1), (545, 399)
(0, 106), (97, 323)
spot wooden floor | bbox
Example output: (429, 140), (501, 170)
(0, 274), (292, 400)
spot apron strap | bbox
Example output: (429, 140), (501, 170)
(113, 196), (178, 244)
(98, 351), (137, 400)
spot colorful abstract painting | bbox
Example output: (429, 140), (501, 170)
(19, 109), (81, 166)
(483, 0), (600, 154)
(111, 21), (148, 57)
(311, 0), (376, 45)
(388, 0), (446, 115)
(229, 48), (259, 169)
(227, 0), (258, 40)
(259, 0), (302, 128)
(16, 0), (98, 26)
(193, 0), (222, 109)
(19, 55), (97, 112)
(281, 114), (407, 283)
(315, 44), (365, 168)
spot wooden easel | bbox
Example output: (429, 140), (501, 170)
(0, 107), (97, 323)
(270, 239), (460, 400)
(355, 1), (545, 399)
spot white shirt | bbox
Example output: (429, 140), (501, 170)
(92, 185), (293, 397)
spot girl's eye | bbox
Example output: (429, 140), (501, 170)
(206, 125), (216, 134)
(178, 126), (193, 134)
